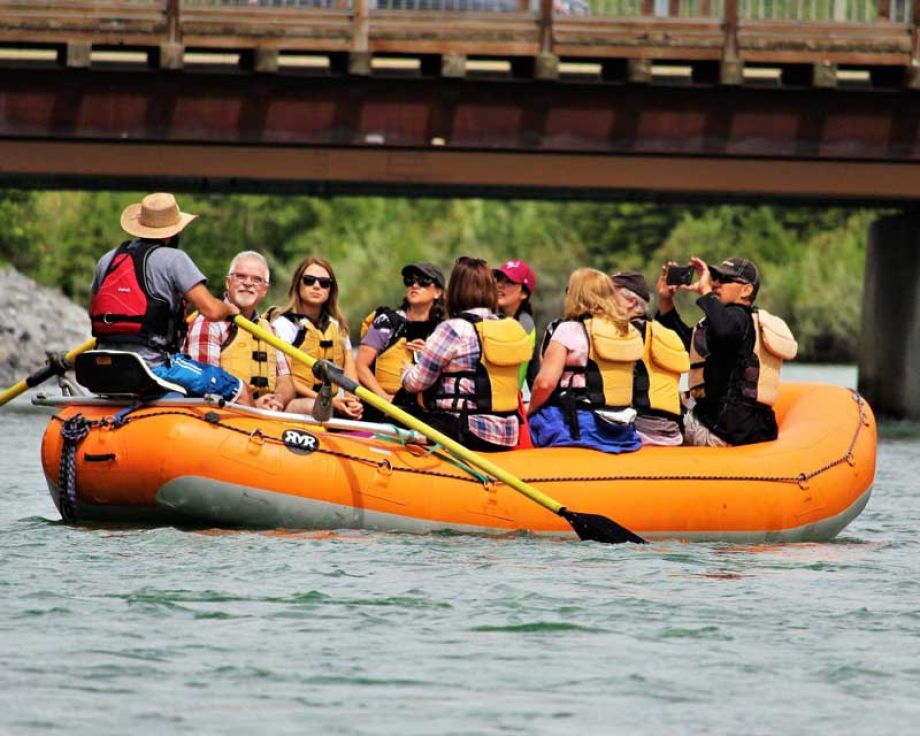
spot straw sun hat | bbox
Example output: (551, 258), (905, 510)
(120, 193), (197, 240)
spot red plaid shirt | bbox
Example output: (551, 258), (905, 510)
(402, 308), (519, 447)
(184, 309), (291, 377)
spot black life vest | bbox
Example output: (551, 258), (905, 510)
(89, 240), (184, 353)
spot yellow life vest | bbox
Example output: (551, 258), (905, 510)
(218, 315), (278, 398)
(582, 317), (645, 409)
(427, 314), (531, 414)
(360, 307), (413, 395)
(286, 312), (346, 392)
(360, 308), (442, 395)
(633, 319), (690, 417)
(688, 308), (796, 407)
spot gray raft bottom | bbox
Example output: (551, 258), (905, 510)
(49, 475), (873, 543)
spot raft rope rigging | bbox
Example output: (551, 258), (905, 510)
(53, 391), (870, 494)
(58, 414), (90, 522)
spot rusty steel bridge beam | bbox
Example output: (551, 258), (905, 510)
(1, 69), (920, 203)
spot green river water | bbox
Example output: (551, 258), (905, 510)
(1, 365), (918, 734)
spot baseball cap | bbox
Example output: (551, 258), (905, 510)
(611, 270), (650, 302)
(709, 257), (760, 297)
(401, 262), (445, 288)
(493, 260), (537, 293)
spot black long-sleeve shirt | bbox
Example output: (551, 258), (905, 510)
(657, 294), (777, 445)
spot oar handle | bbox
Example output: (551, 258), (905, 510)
(0, 337), (97, 407)
(232, 315), (565, 515)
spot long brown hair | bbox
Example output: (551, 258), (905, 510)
(281, 256), (349, 336)
(445, 257), (497, 317)
(563, 268), (629, 334)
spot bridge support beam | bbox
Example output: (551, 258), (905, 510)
(859, 213), (920, 419)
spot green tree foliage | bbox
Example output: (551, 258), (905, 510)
(0, 189), (878, 362)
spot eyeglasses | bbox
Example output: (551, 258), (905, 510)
(403, 275), (435, 288)
(301, 275), (333, 289)
(229, 272), (267, 286)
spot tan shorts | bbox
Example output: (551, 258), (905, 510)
(682, 410), (729, 447)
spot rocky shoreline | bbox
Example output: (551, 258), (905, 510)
(0, 266), (92, 386)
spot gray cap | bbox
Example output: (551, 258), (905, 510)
(611, 270), (650, 302)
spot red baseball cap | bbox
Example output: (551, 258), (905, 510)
(493, 260), (537, 293)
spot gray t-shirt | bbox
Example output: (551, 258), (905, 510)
(91, 240), (206, 367)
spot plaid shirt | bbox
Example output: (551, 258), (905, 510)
(402, 308), (519, 447)
(184, 307), (291, 377)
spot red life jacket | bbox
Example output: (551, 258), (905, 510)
(89, 241), (184, 352)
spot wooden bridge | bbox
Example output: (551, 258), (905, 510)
(1, 1), (919, 202)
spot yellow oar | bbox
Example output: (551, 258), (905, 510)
(0, 337), (97, 407)
(0, 310), (203, 408)
(233, 315), (646, 545)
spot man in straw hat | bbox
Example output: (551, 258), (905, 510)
(89, 192), (253, 404)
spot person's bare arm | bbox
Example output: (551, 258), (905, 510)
(528, 341), (568, 415)
(184, 283), (239, 321)
(356, 345), (392, 401)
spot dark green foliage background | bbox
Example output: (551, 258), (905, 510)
(0, 190), (875, 362)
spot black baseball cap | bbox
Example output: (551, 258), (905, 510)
(401, 262), (445, 288)
(709, 257), (760, 297)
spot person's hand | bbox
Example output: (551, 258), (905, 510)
(656, 261), (680, 314)
(255, 393), (285, 412)
(406, 339), (426, 354)
(223, 302), (241, 319)
(685, 256), (712, 297)
(334, 394), (364, 420)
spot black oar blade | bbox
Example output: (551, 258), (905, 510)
(559, 508), (647, 545)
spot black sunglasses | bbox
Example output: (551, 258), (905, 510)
(301, 275), (333, 289)
(713, 274), (748, 285)
(403, 274), (435, 288)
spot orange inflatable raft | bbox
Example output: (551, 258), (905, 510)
(38, 382), (876, 543)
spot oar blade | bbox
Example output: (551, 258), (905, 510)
(559, 508), (647, 545)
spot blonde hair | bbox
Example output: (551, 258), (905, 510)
(563, 268), (630, 334)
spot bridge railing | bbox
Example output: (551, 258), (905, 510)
(0, 0), (917, 84)
(176, 0), (914, 18)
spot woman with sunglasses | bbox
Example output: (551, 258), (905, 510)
(493, 259), (540, 391)
(272, 256), (363, 419)
(401, 257), (532, 452)
(356, 262), (445, 423)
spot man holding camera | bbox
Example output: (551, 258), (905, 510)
(656, 256), (788, 447)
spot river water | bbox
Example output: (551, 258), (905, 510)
(1, 366), (918, 735)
